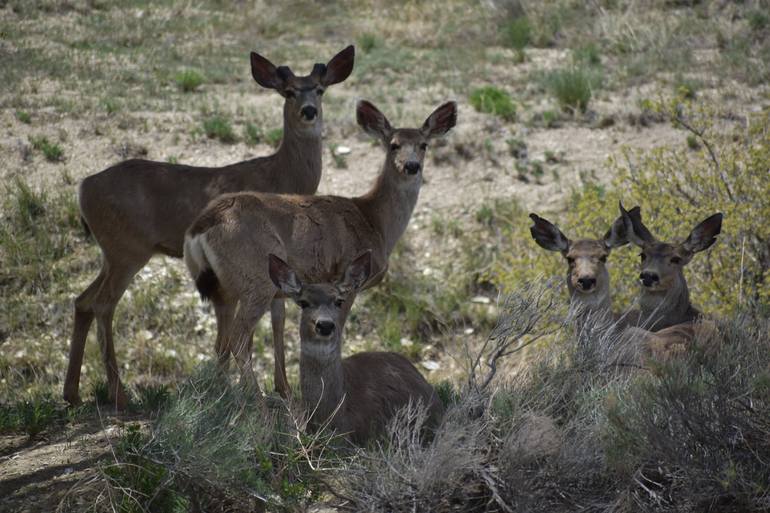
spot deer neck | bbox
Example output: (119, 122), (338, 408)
(639, 272), (694, 330)
(355, 162), (420, 256)
(567, 280), (614, 327)
(299, 340), (346, 428)
(231, 105), (323, 194)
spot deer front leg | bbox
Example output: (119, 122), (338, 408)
(228, 299), (270, 399)
(271, 297), (291, 399)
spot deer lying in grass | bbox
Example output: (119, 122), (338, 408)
(184, 100), (457, 397)
(620, 203), (722, 331)
(64, 46), (355, 409)
(528, 209), (636, 328)
(619, 203), (723, 360)
(268, 251), (444, 444)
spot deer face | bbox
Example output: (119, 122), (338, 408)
(356, 100), (457, 180)
(268, 252), (372, 355)
(529, 211), (632, 302)
(620, 203), (723, 294)
(250, 46), (355, 137)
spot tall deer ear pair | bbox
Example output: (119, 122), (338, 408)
(528, 208), (638, 254)
(356, 100), (458, 144)
(619, 201), (723, 255)
(268, 251), (372, 298)
(251, 45), (355, 90)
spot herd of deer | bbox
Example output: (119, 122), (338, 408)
(59, 45), (722, 445)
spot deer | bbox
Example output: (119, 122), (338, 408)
(528, 209), (637, 329)
(63, 46), (356, 409)
(619, 203), (722, 331)
(267, 251), (444, 444)
(183, 99), (457, 398)
(618, 203), (723, 362)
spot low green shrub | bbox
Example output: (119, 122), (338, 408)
(29, 135), (64, 161)
(469, 86), (516, 121)
(202, 115), (237, 143)
(544, 66), (599, 113)
(174, 69), (204, 92)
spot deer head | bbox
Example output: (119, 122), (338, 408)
(356, 100), (457, 182)
(529, 210), (634, 308)
(620, 202), (723, 294)
(250, 45), (355, 137)
(268, 251), (372, 356)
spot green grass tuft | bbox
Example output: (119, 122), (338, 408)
(202, 115), (237, 143)
(244, 122), (262, 146)
(174, 69), (204, 92)
(469, 86), (516, 121)
(265, 127), (283, 148)
(544, 66), (599, 113)
(15, 110), (31, 123)
(29, 135), (64, 162)
(358, 33), (380, 53)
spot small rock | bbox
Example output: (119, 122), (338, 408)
(464, 327), (475, 335)
(400, 337), (413, 347)
(471, 296), (491, 304)
(421, 360), (440, 371)
(334, 145), (351, 155)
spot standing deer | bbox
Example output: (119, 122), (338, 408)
(63, 46), (355, 409)
(528, 210), (635, 326)
(619, 203), (723, 331)
(268, 251), (444, 444)
(183, 99), (457, 396)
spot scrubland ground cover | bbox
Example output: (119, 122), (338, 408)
(1, 0), (768, 511)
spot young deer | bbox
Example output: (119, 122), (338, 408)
(619, 203), (723, 331)
(268, 251), (444, 445)
(528, 210), (635, 326)
(184, 100), (457, 397)
(64, 46), (355, 409)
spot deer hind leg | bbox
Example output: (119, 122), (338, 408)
(63, 266), (107, 406)
(270, 297), (291, 399)
(227, 295), (272, 400)
(92, 257), (149, 410)
(212, 297), (236, 369)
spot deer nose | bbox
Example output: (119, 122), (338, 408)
(577, 277), (596, 291)
(404, 161), (421, 175)
(300, 105), (317, 121)
(315, 320), (335, 337)
(640, 272), (659, 287)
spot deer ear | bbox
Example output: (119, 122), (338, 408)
(682, 213), (722, 254)
(320, 45), (355, 86)
(529, 213), (569, 253)
(356, 100), (392, 143)
(619, 201), (655, 247)
(250, 52), (286, 90)
(339, 250), (372, 293)
(268, 254), (302, 296)
(603, 206), (636, 250)
(421, 101), (457, 139)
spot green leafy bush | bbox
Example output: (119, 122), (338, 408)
(469, 86), (516, 121)
(490, 98), (770, 317)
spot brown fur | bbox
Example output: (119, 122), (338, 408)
(529, 210), (634, 328)
(269, 253), (444, 445)
(184, 100), (457, 396)
(620, 204), (722, 331)
(63, 46), (355, 409)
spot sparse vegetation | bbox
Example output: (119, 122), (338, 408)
(29, 135), (64, 161)
(544, 66), (598, 113)
(202, 114), (237, 143)
(265, 127), (283, 148)
(244, 122), (262, 146)
(15, 110), (31, 123)
(174, 69), (204, 92)
(469, 86), (516, 121)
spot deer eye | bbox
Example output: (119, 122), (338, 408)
(334, 298), (345, 308)
(566, 257), (575, 265)
(599, 255), (608, 263)
(316, 87), (324, 95)
(671, 256), (682, 265)
(419, 142), (428, 151)
(296, 300), (310, 309)
(640, 253), (646, 261)
(390, 143), (400, 152)
(284, 90), (296, 98)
